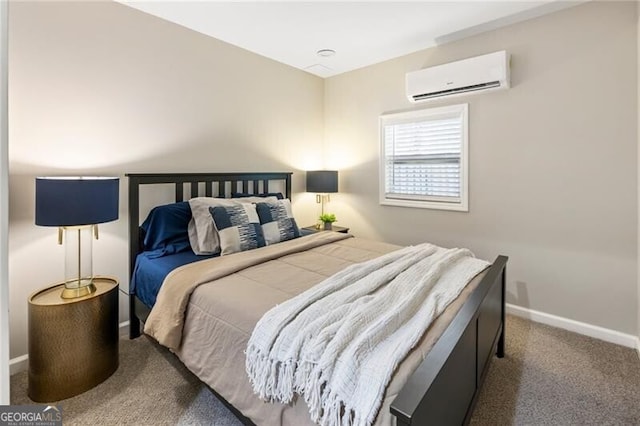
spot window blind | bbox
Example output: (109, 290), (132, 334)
(383, 111), (465, 203)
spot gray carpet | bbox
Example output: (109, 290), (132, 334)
(11, 315), (640, 425)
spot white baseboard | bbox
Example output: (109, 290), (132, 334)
(9, 354), (28, 376)
(507, 303), (638, 349)
(10, 321), (131, 376)
(636, 337), (640, 360)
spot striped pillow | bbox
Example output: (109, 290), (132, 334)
(209, 203), (265, 255)
(255, 199), (300, 245)
(189, 196), (277, 255)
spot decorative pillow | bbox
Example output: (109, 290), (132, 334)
(140, 201), (192, 258)
(232, 192), (284, 200)
(209, 203), (266, 255)
(255, 199), (300, 245)
(188, 196), (277, 255)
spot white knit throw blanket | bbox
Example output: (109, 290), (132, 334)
(245, 243), (489, 426)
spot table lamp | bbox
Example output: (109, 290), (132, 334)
(35, 176), (119, 299)
(306, 170), (338, 216)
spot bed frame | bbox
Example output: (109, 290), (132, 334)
(126, 172), (508, 426)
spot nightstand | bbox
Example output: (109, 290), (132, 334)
(301, 224), (350, 235)
(28, 277), (119, 402)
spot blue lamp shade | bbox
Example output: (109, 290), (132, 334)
(306, 170), (338, 193)
(35, 177), (119, 226)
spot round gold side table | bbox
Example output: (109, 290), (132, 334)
(28, 276), (119, 402)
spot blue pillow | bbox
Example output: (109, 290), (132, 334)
(140, 202), (192, 258)
(231, 192), (284, 200)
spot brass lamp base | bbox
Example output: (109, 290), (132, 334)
(61, 282), (96, 299)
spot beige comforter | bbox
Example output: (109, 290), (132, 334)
(146, 232), (485, 426)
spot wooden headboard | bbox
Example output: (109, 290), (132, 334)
(126, 172), (293, 279)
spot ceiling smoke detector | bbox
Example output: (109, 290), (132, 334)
(317, 49), (336, 58)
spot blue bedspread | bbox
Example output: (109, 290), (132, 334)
(131, 250), (215, 308)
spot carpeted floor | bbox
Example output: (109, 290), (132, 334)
(10, 315), (640, 425)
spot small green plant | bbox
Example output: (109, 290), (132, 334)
(319, 213), (337, 224)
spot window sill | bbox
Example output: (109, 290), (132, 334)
(380, 198), (468, 212)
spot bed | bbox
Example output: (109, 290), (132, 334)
(127, 172), (508, 426)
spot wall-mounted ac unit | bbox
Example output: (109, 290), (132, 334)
(406, 50), (510, 102)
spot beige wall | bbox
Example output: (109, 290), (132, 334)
(8, 1), (324, 359)
(8, 0), (640, 363)
(324, 1), (638, 333)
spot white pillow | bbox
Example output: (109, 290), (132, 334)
(187, 196), (278, 255)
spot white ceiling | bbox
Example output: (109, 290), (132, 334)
(120, 1), (582, 78)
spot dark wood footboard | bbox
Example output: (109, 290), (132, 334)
(390, 255), (508, 425)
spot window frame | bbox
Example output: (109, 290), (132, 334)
(379, 103), (469, 212)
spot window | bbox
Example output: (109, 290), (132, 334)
(379, 103), (468, 211)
